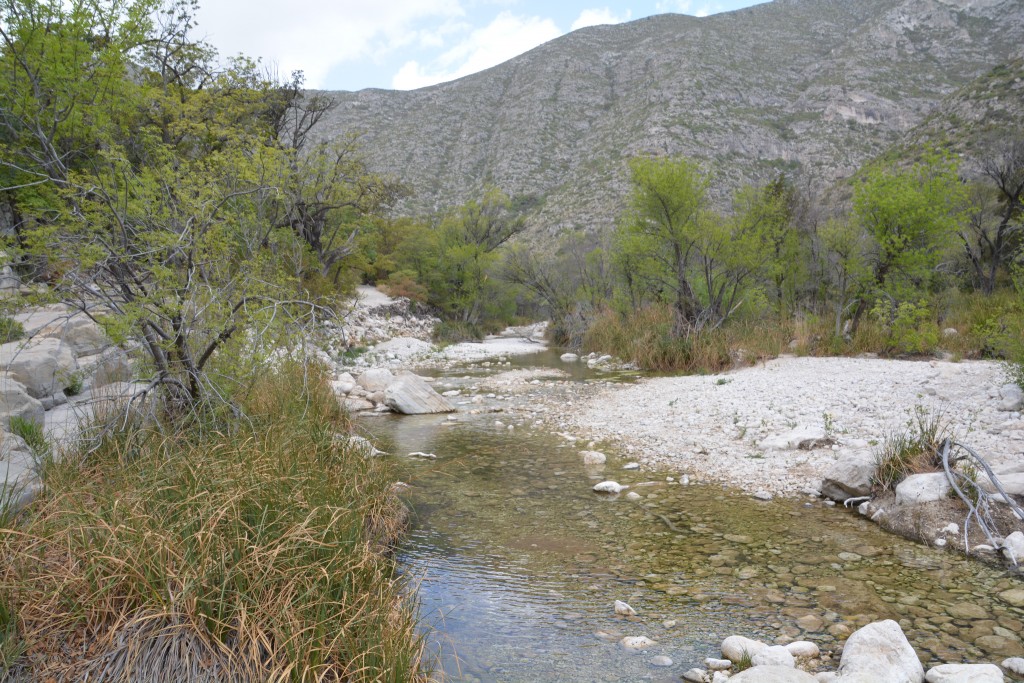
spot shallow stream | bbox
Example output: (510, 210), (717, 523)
(361, 352), (1024, 682)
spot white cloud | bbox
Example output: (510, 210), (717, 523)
(194, 0), (464, 88)
(655, 0), (693, 12)
(570, 7), (632, 31)
(392, 11), (561, 90)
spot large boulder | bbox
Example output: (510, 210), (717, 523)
(820, 450), (875, 501)
(722, 635), (770, 662)
(0, 338), (78, 398)
(837, 620), (925, 683)
(0, 377), (44, 427)
(357, 368), (395, 393)
(14, 307), (109, 357)
(895, 473), (950, 506)
(87, 348), (132, 389)
(728, 666), (818, 682)
(384, 373), (455, 415)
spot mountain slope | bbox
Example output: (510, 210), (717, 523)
(316, 0), (1024, 237)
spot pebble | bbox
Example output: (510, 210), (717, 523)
(650, 655), (673, 667)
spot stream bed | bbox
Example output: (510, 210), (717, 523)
(360, 352), (1024, 682)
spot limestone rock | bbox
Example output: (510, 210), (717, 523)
(1002, 658), (1024, 676)
(786, 641), (820, 658)
(759, 426), (829, 451)
(0, 338), (79, 398)
(581, 450), (607, 465)
(619, 635), (656, 650)
(998, 587), (1024, 608)
(0, 377), (44, 428)
(924, 663), (1003, 683)
(14, 307), (109, 357)
(998, 383), (1024, 412)
(650, 655), (673, 667)
(820, 450), (875, 502)
(560, 353), (579, 362)
(357, 368), (395, 392)
(729, 665), (819, 682)
(683, 669), (709, 683)
(722, 635), (769, 662)
(342, 397), (375, 412)
(1000, 531), (1024, 563)
(752, 645), (795, 668)
(383, 373), (456, 415)
(593, 480), (628, 494)
(815, 673), (839, 682)
(89, 348), (132, 388)
(614, 600), (636, 616)
(895, 473), (950, 506)
(705, 657), (732, 670)
(837, 619), (925, 683)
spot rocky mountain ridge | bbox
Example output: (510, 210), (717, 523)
(316, 0), (1024, 237)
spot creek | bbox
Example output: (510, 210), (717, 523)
(360, 351), (1024, 682)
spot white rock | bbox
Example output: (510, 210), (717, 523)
(785, 641), (820, 658)
(619, 635), (656, 650)
(581, 450), (607, 465)
(384, 373), (456, 415)
(924, 663), (1004, 682)
(712, 673), (731, 683)
(623, 462), (640, 470)
(0, 378), (44, 428)
(760, 426), (828, 451)
(1002, 657), (1024, 675)
(820, 450), (875, 502)
(706, 657), (733, 670)
(683, 669), (709, 683)
(408, 451), (437, 459)
(0, 338), (79, 398)
(1002, 531), (1024, 562)
(650, 655), (673, 667)
(560, 353), (579, 363)
(357, 368), (395, 393)
(753, 490), (773, 501)
(729, 666), (820, 682)
(815, 674), (839, 683)
(998, 383), (1024, 412)
(625, 491), (642, 501)
(593, 481), (628, 494)
(837, 619), (924, 683)
(614, 600), (636, 616)
(941, 523), (959, 535)
(342, 397), (375, 412)
(895, 473), (950, 506)
(752, 645), (796, 668)
(722, 635), (770, 662)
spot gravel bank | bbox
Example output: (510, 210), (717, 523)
(554, 356), (1022, 497)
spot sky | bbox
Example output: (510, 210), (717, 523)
(192, 0), (769, 92)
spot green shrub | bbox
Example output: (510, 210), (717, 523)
(870, 299), (939, 355)
(8, 416), (49, 463)
(433, 320), (483, 343)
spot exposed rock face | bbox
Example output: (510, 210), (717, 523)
(837, 620), (925, 683)
(0, 338), (78, 398)
(383, 373), (456, 414)
(0, 377), (44, 427)
(357, 368), (395, 393)
(317, 0), (1024, 239)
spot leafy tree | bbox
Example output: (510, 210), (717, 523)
(429, 186), (525, 326)
(0, 0), (336, 416)
(614, 155), (709, 335)
(853, 152), (966, 297)
(819, 217), (872, 338)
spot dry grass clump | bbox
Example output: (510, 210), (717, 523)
(872, 406), (951, 492)
(0, 364), (426, 682)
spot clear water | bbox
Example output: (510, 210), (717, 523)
(361, 355), (1024, 682)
